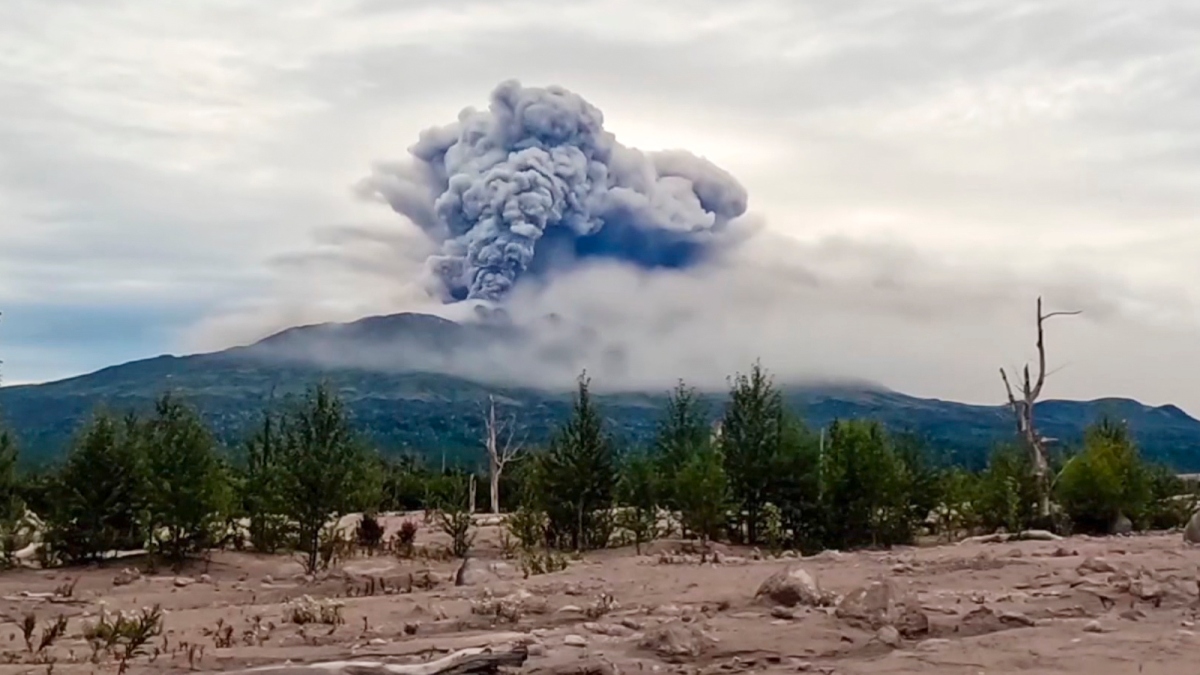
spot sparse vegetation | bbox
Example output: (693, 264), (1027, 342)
(82, 605), (164, 674)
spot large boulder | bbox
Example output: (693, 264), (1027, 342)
(755, 564), (828, 607)
(836, 578), (929, 637)
(1184, 511), (1200, 544)
(638, 624), (717, 661)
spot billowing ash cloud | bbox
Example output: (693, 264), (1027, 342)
(357, 80), (750, 302)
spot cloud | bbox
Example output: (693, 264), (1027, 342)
(2, 0), (1200, 412)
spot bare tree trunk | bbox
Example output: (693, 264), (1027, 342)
(1000, 297), (1080, 521)
(468, 474), (477, 514)
(483, 395), (524, 515)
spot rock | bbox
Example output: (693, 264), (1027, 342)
(1184, 512), (1200, 544)
(835, 578), (930, 637)
(1111, 513), (1133, 535)
(563, 634), (588, 648)
(262, 574), (275, 584)
(638, 624), (717, 661)
(755, 565), (827, 608)
(1077, 557), (1117, 575)
(999, 610), (1036, 627)
(876, 625), (901, 648)
(173, 576), (194, 588)
(113, 568), (141, 587)
(198, 574), (213, 584)
(526, 642), (546, 657)
(1083, 620), (1106, 633)
(1052, 546), (1077, 557)
(584, 622), (634, 637)
(1120, 609), (1147, 621)
(896, 605), (930, 638)
(916, 638), (950, 651)
(368, 638), (387, 646)
(770, 606), (797, 620)
(454, 557), (498, 587)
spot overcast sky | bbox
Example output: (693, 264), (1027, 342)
(2, 0), (1200, 411)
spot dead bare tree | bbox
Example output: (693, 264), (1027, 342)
(483, 395), (525, 514)
(999, 296), (1080, 520)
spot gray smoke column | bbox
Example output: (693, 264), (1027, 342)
(358, 80), (750, 302)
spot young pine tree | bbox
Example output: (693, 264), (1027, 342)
(675, 445), (729, 551)
(276, 383), (376, 573)
(720, 362), (787, 545)
(143, 394), (230, 566)
(0, 424), (25, 565)
(44, 411), (148, 563)
(241, 411), (290, 553)
(616, 453), (660, 553)
(653, 381), (710, 510)
(536, 375), (617, 551)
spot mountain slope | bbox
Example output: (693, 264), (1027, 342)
(2, 313), (1199, 470)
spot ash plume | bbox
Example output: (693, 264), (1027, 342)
(357, 80), (750, 302)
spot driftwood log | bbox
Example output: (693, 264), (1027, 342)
(222, 645), (528, 675)
(959, 529), (1062, 545)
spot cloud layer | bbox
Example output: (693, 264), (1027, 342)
(3, 0), (1200, 411)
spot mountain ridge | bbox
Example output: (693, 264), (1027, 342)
(2, 312), (1199, 470)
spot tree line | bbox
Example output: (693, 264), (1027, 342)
(0, 363), (1195, 573)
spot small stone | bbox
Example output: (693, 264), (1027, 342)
(770, 606), (796, 620)
(916, 638), (951, 651)
(564, 634), (588, 648)
(262, 574), (275, 584)
(876, 625), (901, 648)
(198, 574), (213, 584)
(368, 638), (387, 646)
(113, 568), (141, 587)
(1083, 620), (1105, 633)
(1119, 609), (1146, 622)
(173, 577), (194, 588)
(999, 611), (1036, 627)
(527, 642), (546, 657)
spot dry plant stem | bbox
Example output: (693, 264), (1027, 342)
(999, 296), (1081, 519)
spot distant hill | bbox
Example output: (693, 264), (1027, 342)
(2, 312), (1199, 471)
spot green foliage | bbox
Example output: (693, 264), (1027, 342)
(533, 375), (617, 551)
(142, 393), (230, 565)
(767, 415), (822, 552)
(654, 381), (710, 509)
(616, 453), (660, 553)
(761, 502), (784, 555)
(1057, 418), (1152, 533)
(719, 362), (789, 544)
(0, 425), (25, 565)
(506, 506), (548, 551)
(819, 419), (920, 549)
(1142, 462), (1196, 530)
(430, 474), (476, 558)
(239, 411), (291, 553)
(674, 445), (729, 545)
(275, 383), (376, 573)
(44, 411), (148, 564)
(932, 467), (981, 539)
(975, 444), (1040, 533)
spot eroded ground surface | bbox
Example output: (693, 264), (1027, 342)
(1, 520), (1198, 675)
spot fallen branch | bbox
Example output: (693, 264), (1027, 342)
(959, 529), (1062, 545)
(228, 645), (528, 675)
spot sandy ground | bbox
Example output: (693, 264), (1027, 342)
(1, 519), (1198, 675)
